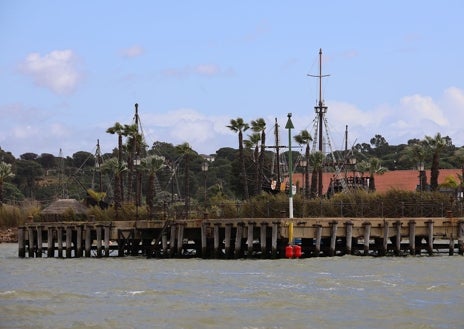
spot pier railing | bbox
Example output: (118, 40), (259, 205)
(180, 200), (462, 220)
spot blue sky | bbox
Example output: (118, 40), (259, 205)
(1, 1), (463, 158)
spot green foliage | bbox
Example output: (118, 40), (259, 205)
(241, 192), (289, 218)
(2, 128), (463, 224)
(86, 188), (106, 202)
(0, 201), (41, 227)
(3, 182), (24, 203)
(440, 175), (459, 189)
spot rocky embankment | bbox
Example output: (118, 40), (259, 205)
(0, 228), (17, 243)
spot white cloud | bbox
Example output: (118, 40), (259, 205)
(19, 50), (82, 95)
(302, 88), (464, 148)
(399, 94), (448, 126)
(138, 108), (235, 153)
(3, 87), (464, 159)
(120, 45), (144, 58)
(443, 87), (464, 117)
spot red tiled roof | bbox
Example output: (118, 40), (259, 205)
(292, 169), (462, 194)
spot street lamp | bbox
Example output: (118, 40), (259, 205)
(417, 161), (425, 192)
(201, 161), (209, 203)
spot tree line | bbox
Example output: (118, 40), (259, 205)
(1, 116), (464, 217)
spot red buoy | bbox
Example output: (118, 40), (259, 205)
(285, 245), (294, 258)
(293, 245), (302, 258)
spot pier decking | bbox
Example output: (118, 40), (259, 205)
(18, 217), (464, 258)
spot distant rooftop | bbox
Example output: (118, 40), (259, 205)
(293, 169), (462, 194)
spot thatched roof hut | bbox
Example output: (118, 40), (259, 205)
(40, 198), (89, 222)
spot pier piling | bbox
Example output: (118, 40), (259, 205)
(345, 221), (353, 255)
(57, 226), (63, 258)
(224, 224), (232, 258)
(16, 217), (464, 259)
(37, 226), (43, 258)
(18, 227), (25, 258)
(409, 221), (416, 255)
(363, 222), (371, 256)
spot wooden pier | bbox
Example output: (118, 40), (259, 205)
(17, 217), (464, 259)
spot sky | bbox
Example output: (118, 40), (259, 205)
(1, 1), (463, 159)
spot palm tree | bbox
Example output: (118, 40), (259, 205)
(0, 162), (14, 206)
(367, 157), (387, 192)
(106, 122), (126, 203)
(454, 147), (464, 192)
(176, 142), (194, 218)
(424, 133), (448, 191)
(309, 151), (324, 198)
(101, 157), (127, 216)
(294, 130), (312, 199)
(227, 118), (250, 199)
(251, 118), (266, 194)
(402, 142), (428, 191)
(244, 132), (261, 196)
(141, 155), (165, 218)
(123, 123), (140, 203)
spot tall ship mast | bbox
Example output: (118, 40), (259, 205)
(308, 48), (330, 196)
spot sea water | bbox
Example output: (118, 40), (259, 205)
(0, 243), (463, 329)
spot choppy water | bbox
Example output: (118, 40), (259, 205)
(0, 243), (463, 329)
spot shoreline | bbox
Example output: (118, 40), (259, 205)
(0, 228), (17, 243)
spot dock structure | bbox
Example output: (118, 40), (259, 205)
(17, 217), (464, 259)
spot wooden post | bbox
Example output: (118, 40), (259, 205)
(213, 224), (220, 258)
(200, 222), (208, 258)
(345, 221), (353, 255)
(409, 221), (416, 255)
(27, 227), (34, 258)
(449, 236), (454, 256)
(395, 220), (401, 256)
(247, 222), (255, 257)
(363, 222), (371, 256)
(234, 223), (243, 258)
(329, 221), (338, 257)
(415, 236), (423, 255)
(458, 220), (464, 255)
(260, 223), (268, 258)
(426, 221), (434, 255)
(66, 226), (73, 258)
(47, 226), (54, 258)
(162, 231), (168, 257)
(314, 224), (322, 257)
(224, 224), (232, 258)
(36, 226), (43, 258)
(96, 225), (103, 258)
(75, 225), (82, 258)
(85, 226), (92, 257)
(271, 222), (278, 258)
(169, 224), (177, 257)
(381, 221), (389, 256)
(104, 225), (110, 257)
(57, 226), (63, 258)
(18, 227), (25, 258)
(176, 223), (184, 256)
